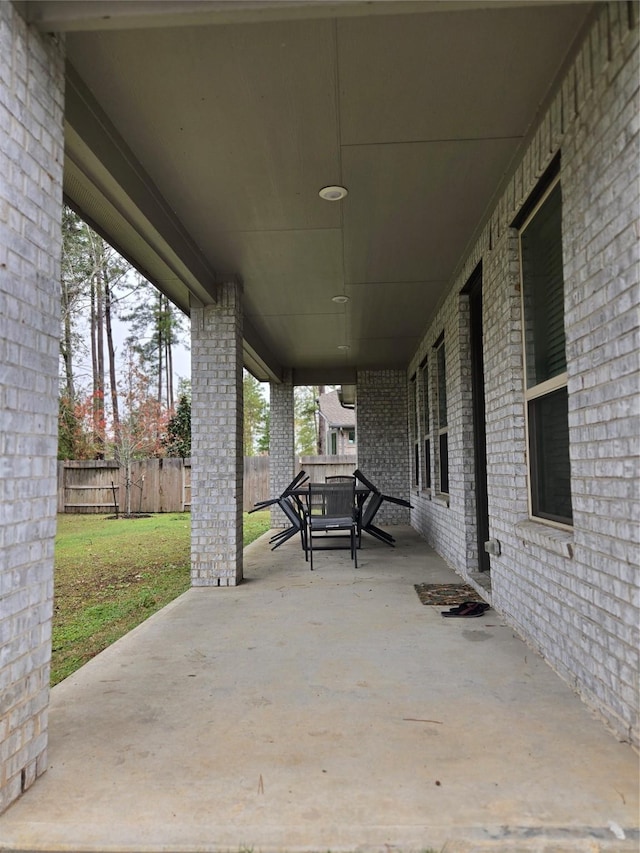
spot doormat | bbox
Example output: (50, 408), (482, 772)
(414, 582), (484, 606)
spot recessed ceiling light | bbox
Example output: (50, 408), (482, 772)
(331, 295), (349, 304)
(319, 185), (348, 201)
(337, 344), (350, 351)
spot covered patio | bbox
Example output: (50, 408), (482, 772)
(1, 0), (638, 838)
(0, 530), (637, 852)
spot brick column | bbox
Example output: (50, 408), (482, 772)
(356, 370), (410, 524)
(190, 283), (244, 586)
(0, 3), (65, 813)
(269, 371), (295, 528)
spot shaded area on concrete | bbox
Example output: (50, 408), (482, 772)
(1, 528), (637, 852)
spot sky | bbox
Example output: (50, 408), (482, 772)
(66, 304), (191, 400)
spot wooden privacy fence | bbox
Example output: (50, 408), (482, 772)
(244, 456), (269, 509)
(58, 455), (357, 514)
(297, 455), (357, 484)
(58, 459), (192, 514)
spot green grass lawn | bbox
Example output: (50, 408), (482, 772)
(52, 511), (270, 686)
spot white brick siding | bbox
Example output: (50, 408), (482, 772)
(356, 370), (411, 524)
(269, 372), (295, 528)
(407, 4), (639, 745)
(0, 2), (65, 813)
(190, 284), (244, 586)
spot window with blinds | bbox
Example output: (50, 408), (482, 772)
(519, 177), (572, 526)
(421, 356), (431, 489)
(434, 335), (449, 495)
(410, 375), (419, 486)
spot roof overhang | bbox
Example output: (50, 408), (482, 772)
(23, 0), (594, 384)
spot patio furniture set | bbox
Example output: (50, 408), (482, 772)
(249, 469), (412, 570)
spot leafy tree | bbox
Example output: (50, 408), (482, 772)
(58, 392), (106, 460)
(295, 385), (319, 456)
(89, 233), (129, 452)
(121, 282), (187, 411)
(59, 208), (191, 463)
(58, 395), (77, 460)
(117, 347), (169, 460)
(60, 208), (93, 401)
(60, 206), (130, 450)
(163, 393), (191, 458)
(257, 410), (270, 454)
(243, 371), (268, 456)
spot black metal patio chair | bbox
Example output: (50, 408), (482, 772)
(353, 469), (413, 547)
(249, 470), (309, 553)
(305, 480), (358, 570)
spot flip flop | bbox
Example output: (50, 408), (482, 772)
(443, 600), (481, 615)
(442, 602), (489, 618)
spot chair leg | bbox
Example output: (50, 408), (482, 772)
(269, 527), (292, 544)
(364, 524), (396, 546)
(271, 526), (299, 551)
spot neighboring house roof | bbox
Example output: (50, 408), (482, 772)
(318, 390), (355, 429)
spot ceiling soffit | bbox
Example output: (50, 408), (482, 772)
(59, 2), (592, 382)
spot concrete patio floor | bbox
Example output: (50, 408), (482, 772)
(1, 527), (638, 853)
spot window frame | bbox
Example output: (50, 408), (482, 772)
(518, 175), (572, 530)
(409, 374), (419, 487)
(420, 356), (431, 490)
(434, 334), (449, 496)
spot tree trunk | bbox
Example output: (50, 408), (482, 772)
(89, 233), (106, 456)
(157, 292), (163, 406)
(96, 268), (105, 402)
(126, 459), (132, 516)
(105, 276), (120, 440)
(90, 275), (100, 447)
(95, 269), (105, 455)
(166, 325), (174, 410)
(61, 279), (75, 400)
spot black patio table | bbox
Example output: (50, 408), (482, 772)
(290, 483), (370, 506)
(270, 474), (412, 554)
(289, 483), (369, 556)
(293, 479), (413, 550)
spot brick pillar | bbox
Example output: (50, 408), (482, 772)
(0, 3), (65, 813)
(190, 283), (244, 586)
(269, 371), (295, 527)
(356, 370), (410, 524)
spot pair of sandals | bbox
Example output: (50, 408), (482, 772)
(441, 601), (490, 618)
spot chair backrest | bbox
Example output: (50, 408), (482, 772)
(353, 469), (380, 495)
(361, 492), (383, 526)
(308, 481), (355, 519)
(279, 494), (304, 529)
(325, 475), (356, 483)
(283, 469), (307, 496)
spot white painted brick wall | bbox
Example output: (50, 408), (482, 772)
(0, 2), (65, 813)
(356, 370), (410, 524)
(190, 284), (244, 586)
(269, 372), (294, 528)
(407, 4), (639, 745)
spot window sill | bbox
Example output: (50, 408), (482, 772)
(515, 519), (574, 558)
(434, 493), (450, 508)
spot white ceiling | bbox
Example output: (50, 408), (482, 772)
(27, 0), (593, 383)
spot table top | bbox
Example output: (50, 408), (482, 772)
(290, 484), (370, 496)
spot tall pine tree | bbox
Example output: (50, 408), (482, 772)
(243, 371), (268, 456)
